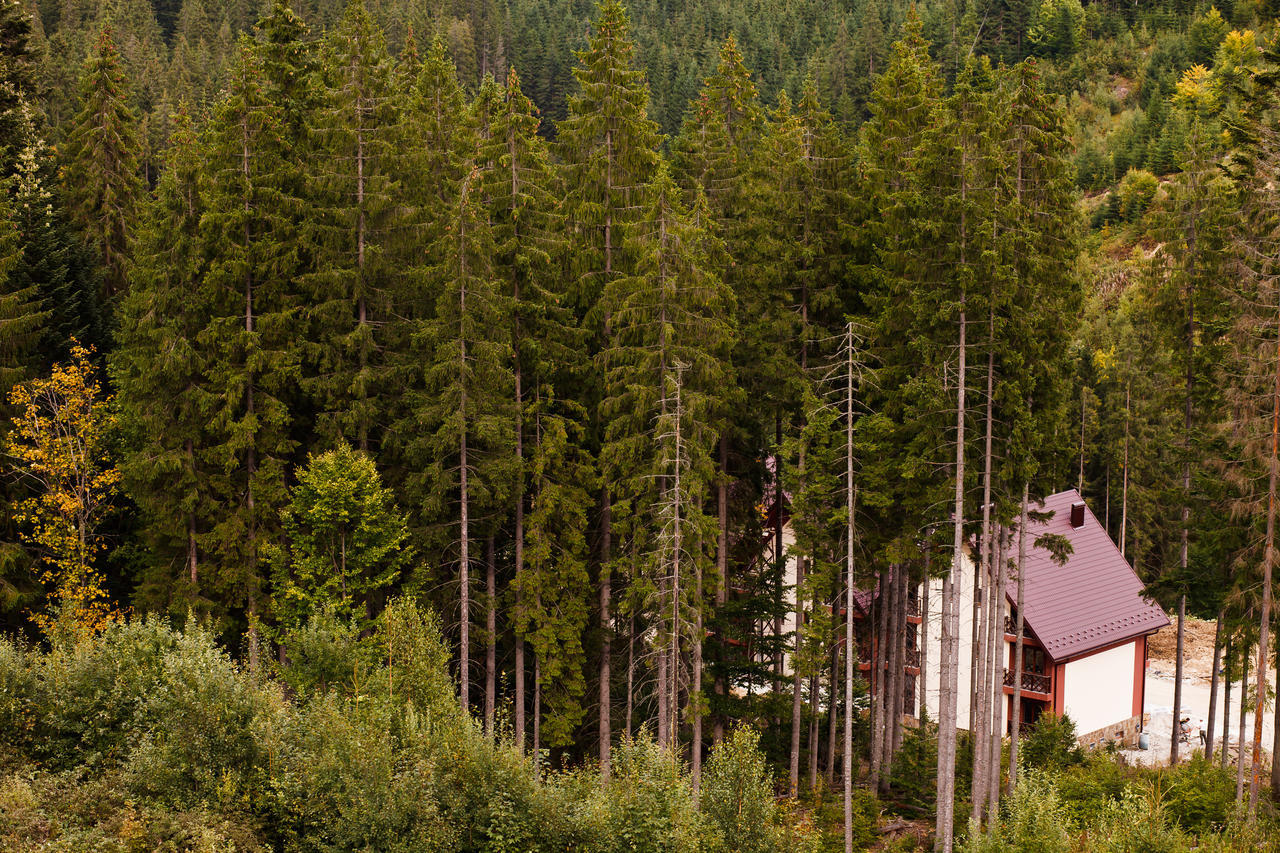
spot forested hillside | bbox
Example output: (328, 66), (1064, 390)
(4, 0), (1280, 849)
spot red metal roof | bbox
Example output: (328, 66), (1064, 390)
(1012, 489), (1169, 663)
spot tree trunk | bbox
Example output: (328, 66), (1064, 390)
(936, 301), (966, 853)
(514, 366), (526, 748)
(1171, 595), (1186, 764)
(485, 534), (497, 735)
(533, 651), (542, 756)
(1249, 309), (1280, 812)
(889, 566), (908, 776)
(459, 408), (470, 712)
(715, 435), (729, 746)
(693, 536), (704, 789)
(1121, 382), (1130, 559)
(626, 613), (635, 738)
(658, 595), (670, 748)
(827, 625), (840, 786)
(987, 525), (1009, 817)
(1206, 611), (1223, 760)
(1222, 633), (1233, 771)
(920, 543), (930, 720)
(870, 570), (889, 790)
(844, 327), (856, 853)
(774, 414), (784, 697)
(1008, 484), (1028, 792)
(790, 558), (806, 796)
(1272, 645), (1280, 798)
(809, 668), (820, 790)
(599, 498), (612, 779)
(1237, 642), (1250, 802)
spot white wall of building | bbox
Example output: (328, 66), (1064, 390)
(1062, 641), (1136, 736)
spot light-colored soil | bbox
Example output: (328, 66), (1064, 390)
(1147, 615), (1218, 682)
(1128, 615), (1274, 767)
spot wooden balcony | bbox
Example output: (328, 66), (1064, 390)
(1003, 668), (1051, 695)
(905, 648), (920, 668)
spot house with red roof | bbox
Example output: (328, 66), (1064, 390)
(916, 489), (1169, 747)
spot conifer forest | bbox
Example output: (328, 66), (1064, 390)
(9, 0), (1280, 849)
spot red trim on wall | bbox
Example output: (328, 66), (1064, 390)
(1132, 636), (1145, 718)
(1053, 664), (1066, 715)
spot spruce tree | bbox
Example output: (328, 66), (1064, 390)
(598, 162), (735, 759)
(556, 0), (661, 776)
(400, 162), (515, 715)
(62, 27), (142, 299)
(197, 41), (300, 670)
(303, 0), (403, 455)
(477, 65), (583, 747)
(111, 107), (213, 614)
(0, 174), (43, 620)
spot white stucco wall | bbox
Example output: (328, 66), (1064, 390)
(1062, 641), (1136, 736)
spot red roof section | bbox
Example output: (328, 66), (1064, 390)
(1012, 489), (1169, 663)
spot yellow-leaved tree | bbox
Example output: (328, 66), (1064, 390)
(6, 342), (119, 641)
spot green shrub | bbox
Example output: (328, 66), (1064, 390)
(1116, 169), (1159, 221)
(0, 638), (36, 758)
(960, 770), (1071, 853)
(888, 710), (937, 815)
(124, 623), (276, 810)
(1054, 753), (1131, 827)
(1091, 782), (1193, 853)
(1164, 753), (1234, 836)
(589, 736), (714, 853)
(263, 695), (453, 853)
(1020, 713), (1084, 772)
(36, 616), (184, 769)
(275, 606), (380, 699)
(701, 726), (779, 853)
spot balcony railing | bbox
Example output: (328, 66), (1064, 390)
(905, 648), (920, 668)
(1003, 668), (1051, 694)
(907, 597), (920, 617)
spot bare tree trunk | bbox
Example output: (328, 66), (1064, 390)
(809, 668), (820, 790)
(870, 571), (889, 790)
(888, 567), (908, 777)
(533, 651), (542, 756)
(460, 422), (470, 712)
(1223, 633), (1233, 770)
(1206, 611), (1223, 759)
(828, 627), (840, 786)
(1008, 485), (1028, 793)
(1237, 642), (1250, 802)
(1121, 382), (1130, 559)
(599, 499), (612, 779)
(844, 329), (856, 853)
(987, 525), (1009, 817)
(1272, 647), (1280, 798)
(693, 533), (704, 789)
(1249, 312), (1280, 812)
(774, 415), (784, 697)
(921, 544), (930, 720)
(486, 535), (497, 735)
(791, 558), (806, 796)
(626, 613), (635, 738)
(937, 303), (967, 853)
(715, 436), (729, 746)
(894, 568), (909, 757)
(658, 588), (670, 747)
(1171, 594), (1186, 765)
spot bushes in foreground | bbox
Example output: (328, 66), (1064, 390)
(0, 605), (815, 853)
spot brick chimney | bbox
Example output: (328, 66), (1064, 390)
(1070, 501), (1085, 529)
